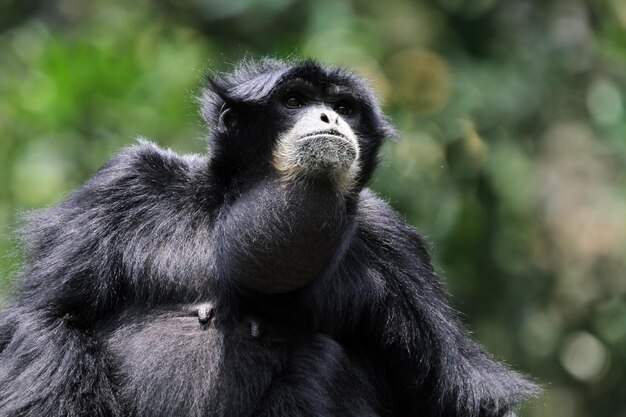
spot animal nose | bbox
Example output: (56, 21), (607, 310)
(320, 111), (338, 124)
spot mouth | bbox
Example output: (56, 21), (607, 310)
(272, 127), (361, 188)
(293, 130), (358, 173)
(299, 130), (351, 143)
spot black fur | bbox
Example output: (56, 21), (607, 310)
(0, 58), (538, 417)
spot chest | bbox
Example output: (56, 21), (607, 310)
(101, 306), (383, 417)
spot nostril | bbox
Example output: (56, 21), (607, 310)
(320, 113), (330, 123)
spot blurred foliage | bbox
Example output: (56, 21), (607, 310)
(1, 0), (625, 416)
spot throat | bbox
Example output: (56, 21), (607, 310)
(217, 178), (352, 294)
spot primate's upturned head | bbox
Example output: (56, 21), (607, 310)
(272, 97), (361, 191)
(201, 59), (397, 192)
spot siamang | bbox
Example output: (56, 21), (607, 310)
(0, 59), (538, 417)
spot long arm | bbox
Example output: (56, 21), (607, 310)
(0, 141), (208, 415)
(307, 191), (538, 417)
(0, 306), (121, 417)
(15, 141), (213, 317)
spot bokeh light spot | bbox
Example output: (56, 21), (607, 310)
(586, 78), (623, 126)
(559, 331), (609, 382)
(386, 48), (450, 114)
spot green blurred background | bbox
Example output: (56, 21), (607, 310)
(1, 0), (625, 415)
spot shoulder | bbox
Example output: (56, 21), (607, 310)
(20, 140), (208, 252)
(58, 139), (208, 211)
(354, 188), (433, 265)
(355, 189), (420, 243)
(355, 189), (402, 226)
(89, 139), (206, 192)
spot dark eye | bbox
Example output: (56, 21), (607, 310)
(335, 102), (353, 116)
(283, 94), (305, 109)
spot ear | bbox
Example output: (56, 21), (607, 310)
(200, 65), (290, 130)
(198, 82), (238, 132)
(216, 105), (237, 136)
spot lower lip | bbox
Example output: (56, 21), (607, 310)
(299, 134), (352, 144)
